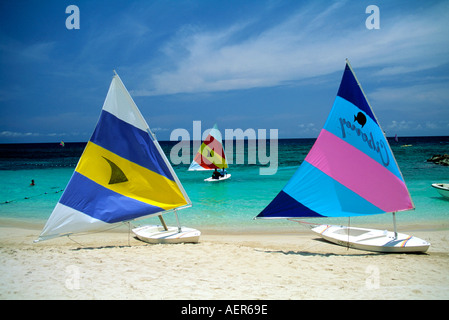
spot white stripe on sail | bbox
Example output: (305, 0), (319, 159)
(36, 203), (110, 242)
(102, 73), (150, 132)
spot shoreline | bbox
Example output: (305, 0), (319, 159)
(1, 220), (449, 300)
(2, 214), (448, 233)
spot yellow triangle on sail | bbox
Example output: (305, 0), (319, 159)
(75, 141), (187, 210)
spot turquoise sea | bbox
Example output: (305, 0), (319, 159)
(1, 136), (448, 234)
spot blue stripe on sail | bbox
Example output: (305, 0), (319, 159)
(257, 190), (323, 218)
(337, 63), (377, 125)
(323, 96), (402, 181)
(90, 110), (174, 181)
(282, 162), (384, 218)
(59, 172), (165, 223)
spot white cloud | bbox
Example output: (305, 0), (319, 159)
(386, 120), (416, 131)
(385, 119), (449, 136)
(151, 127), (169, 132)
(372, 82), (449, 108)
(297, 122), (319, 136)
(134, 1), (449, 96)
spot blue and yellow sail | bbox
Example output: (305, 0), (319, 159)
(37, 73), (191, 241)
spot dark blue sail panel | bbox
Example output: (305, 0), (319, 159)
(257, 190), (323, 218)
(337, 63), (377, 125)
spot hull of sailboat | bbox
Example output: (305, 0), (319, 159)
(431, 183), (449, 199)
(132, 225), (200, 244)
(312, 225), (430, 253)
(204, 173), (231, 182)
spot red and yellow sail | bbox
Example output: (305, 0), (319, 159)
(188, 124), (228, 171)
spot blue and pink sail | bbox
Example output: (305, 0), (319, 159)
(257, 61), (414, 219)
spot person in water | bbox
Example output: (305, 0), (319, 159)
(30, 179), (35, 186)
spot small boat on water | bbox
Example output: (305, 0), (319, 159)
(189, 124), (230, 182)
(204, 173), (231, 182)
(431, 183), (449, 199)
(255, 59), (430, 253)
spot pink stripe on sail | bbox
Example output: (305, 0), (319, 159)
(305, 130), (413, 213)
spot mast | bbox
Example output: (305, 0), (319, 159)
(392, 212), (398, 239)
(158, 215), (168, 231)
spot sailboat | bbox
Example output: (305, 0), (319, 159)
(188, 124), (231, 182)
(255, 60), (430, 253)
(35, 71), (200, 244)
(431, 183), (449, 199)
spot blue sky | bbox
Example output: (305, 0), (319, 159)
(1, 0), (448, 143)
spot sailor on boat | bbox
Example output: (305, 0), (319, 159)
(212, 168), (221, 179)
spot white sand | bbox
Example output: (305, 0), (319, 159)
(1, 223), (448, 300)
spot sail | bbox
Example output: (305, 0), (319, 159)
(256, 60), (414, 219)
(36, 73), (191, 241)
(188, 124), (228, 171)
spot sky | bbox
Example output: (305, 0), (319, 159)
(1, 0), (448, 143)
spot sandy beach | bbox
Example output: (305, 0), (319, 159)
(1, 219), (448, 301)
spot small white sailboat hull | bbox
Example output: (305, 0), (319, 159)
(204, 173), (231, 182)
(431, 183), (449, 199)
(132, 225), (200, 244)
(312, 225), (430, 253)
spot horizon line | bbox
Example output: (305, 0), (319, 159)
(1, 135), (449, 145)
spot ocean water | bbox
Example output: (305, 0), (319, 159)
(1, 137), (448, 233)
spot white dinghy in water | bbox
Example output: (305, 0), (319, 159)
(204, 173), (231, 182)
(255, 60), (430, 253)
(189, 124), (230, 182)
(431, 183), (449, 199)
